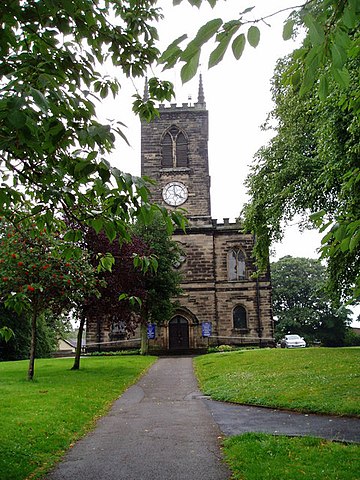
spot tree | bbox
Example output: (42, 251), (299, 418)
(72, 228), (152, 367)
(271, 256), (351, 346)
(0, 0), (182, 256)
(2, 0), (357, 238)
(134, 213), (183, 354)
(1, 0), (357, 312)
(0, 306), (61, 360)
(242, 44), (359, 302)
(1, 0), (193, 347)
(162, 1), (359, 302)
(0, 219), (98, 379)
(163, 1), (359, 95)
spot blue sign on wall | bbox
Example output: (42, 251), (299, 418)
(147, 324), (156, 339)
(202, 322), (212, 337)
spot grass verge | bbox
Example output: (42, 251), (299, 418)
(194, 347), (360, 416)
(223, 433), (360, 480)
(0, 355), (156, 480)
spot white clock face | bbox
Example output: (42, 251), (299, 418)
(162, 182), (188, 206)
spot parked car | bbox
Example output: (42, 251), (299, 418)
(280, 334), (306, 348)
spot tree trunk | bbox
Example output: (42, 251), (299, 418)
(72, 314), (85, 370)
(140, 324), (149, 355)
(28, 308), (37, 381)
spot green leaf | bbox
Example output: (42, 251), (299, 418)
(104, 221), (116, 242)
(158, 34), (187, 64)
(291, 70), (301, 88)
(91, 217), (103, 234)
(181, 39), (201, 63)
(98, 253), (115, 272)
(299, 66), (316, 96)
(331, 43), (347, 69)
(30, 88), (49, 113)
(304, 13), (324, 45)
(31, 205), (44, 215)
(193, 18), (223, 46)
(342, 3), (358, 28)
(318, 75), (328, 101)
(282, 20), (295, 41)
(232, 33), (246, 60)
(333, 224), (347, 242)
(0, 326), (14, 342)
(209, 34), (232, 68)
(340, 236), (350, 253)
(129, 296), (142, 307)
(8, 111), (27, 128)
(247, 26), (260, 48)
(150, 256), (158, 272)
(331, 66), (350, 89)
(349, 232), (359, 253)
(181, 49), (200, 83)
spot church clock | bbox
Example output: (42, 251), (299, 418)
(162, 181), (188, 206)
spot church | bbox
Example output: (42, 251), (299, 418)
(141, 76), (273, 352)
(86, 76), (274, 353)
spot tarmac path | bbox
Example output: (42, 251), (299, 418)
(46, 357), (231, 480)
(46, 356), (360, 480)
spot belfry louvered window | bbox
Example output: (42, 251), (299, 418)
(228, 249), (246, 281)
(161, 126), (188, 167)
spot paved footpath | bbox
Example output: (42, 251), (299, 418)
(46, 357), (231, 480)
(205, 400), (360, 443)
(46, 356), (360, 480)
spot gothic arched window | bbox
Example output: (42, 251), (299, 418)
(162, 133), (173, 167)
(228, 249), (246, 281)
(161, 126), (188, 168)
(233, 305), (247, 330)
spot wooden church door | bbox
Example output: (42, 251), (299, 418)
(169, 316), (189, 350)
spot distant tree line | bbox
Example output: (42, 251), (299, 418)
(271, 256), (358, 347)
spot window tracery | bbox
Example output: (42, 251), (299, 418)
(228, 249), (246, 281)
(161, 125), (188, 168)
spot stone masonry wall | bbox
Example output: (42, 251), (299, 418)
(141, 105), (211, 220)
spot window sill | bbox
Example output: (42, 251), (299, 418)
(160, 167), (190, 173)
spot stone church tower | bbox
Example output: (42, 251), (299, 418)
(141, 76), (274, 352)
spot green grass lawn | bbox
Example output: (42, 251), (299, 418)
(223, 433), (360, 480)
(1, 350), (359, 480)
(194, 347), (360, 416)
(0, 355), (156, 480)
(195, 348), (360, 479)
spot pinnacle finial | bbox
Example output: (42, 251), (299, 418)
(143, 76), (149, 101)
(196, 73), (206, 106)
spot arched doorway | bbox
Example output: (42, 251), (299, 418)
(169, 316), (189, 350)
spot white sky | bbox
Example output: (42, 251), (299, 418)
(95, 1), (358, 324)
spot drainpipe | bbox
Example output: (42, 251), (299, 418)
(212, 220), (220, 347)
(253, 235), (263, 347)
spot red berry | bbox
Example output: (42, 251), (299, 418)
(27, 285), (35, 292)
